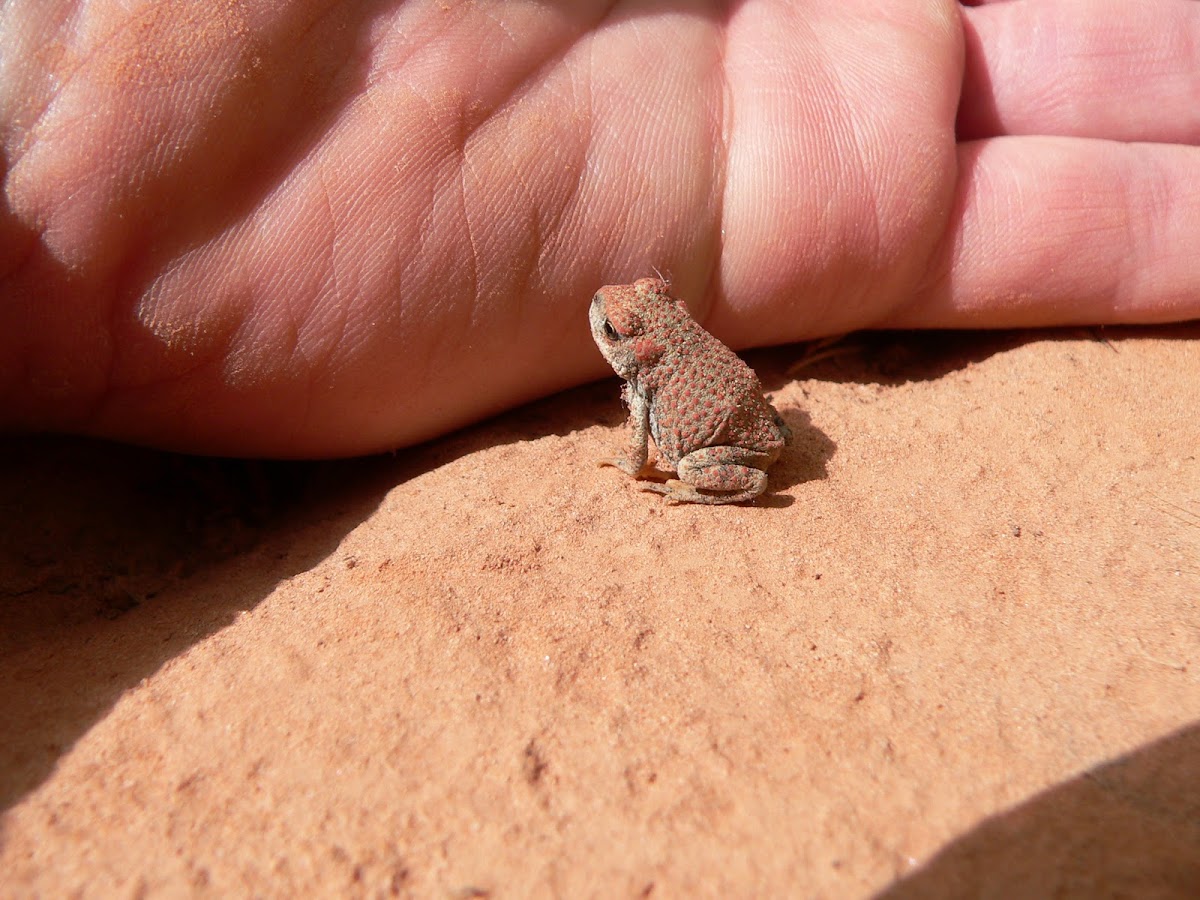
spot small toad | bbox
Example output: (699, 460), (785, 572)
(589, 277), (790, 505)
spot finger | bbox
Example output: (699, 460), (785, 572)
(894, 136), (1200, 328)
(959, 0), (1200, 143)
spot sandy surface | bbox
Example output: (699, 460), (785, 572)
(2, 325), (1198, 897)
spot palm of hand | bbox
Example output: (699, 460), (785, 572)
(1, 1), (1194, 454)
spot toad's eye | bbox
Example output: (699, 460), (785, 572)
(602, 319), (619, 341)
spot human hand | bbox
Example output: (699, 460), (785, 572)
(2, 0), (1196, 455)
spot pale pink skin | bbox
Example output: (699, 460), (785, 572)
(3, 0), (1199, 457)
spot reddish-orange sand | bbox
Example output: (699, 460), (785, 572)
(2, 326), (1198, 897)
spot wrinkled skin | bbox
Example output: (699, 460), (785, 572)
(2, 0), (1198, 456)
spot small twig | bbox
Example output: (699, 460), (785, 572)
(787, 335), (854, 375)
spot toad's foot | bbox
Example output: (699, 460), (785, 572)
(638, 479), (764, 506)
(598, 457), (651, 477)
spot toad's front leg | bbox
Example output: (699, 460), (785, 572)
(599, 384), (651, 476)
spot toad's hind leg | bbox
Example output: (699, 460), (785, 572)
(640, 445), (775, 505)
